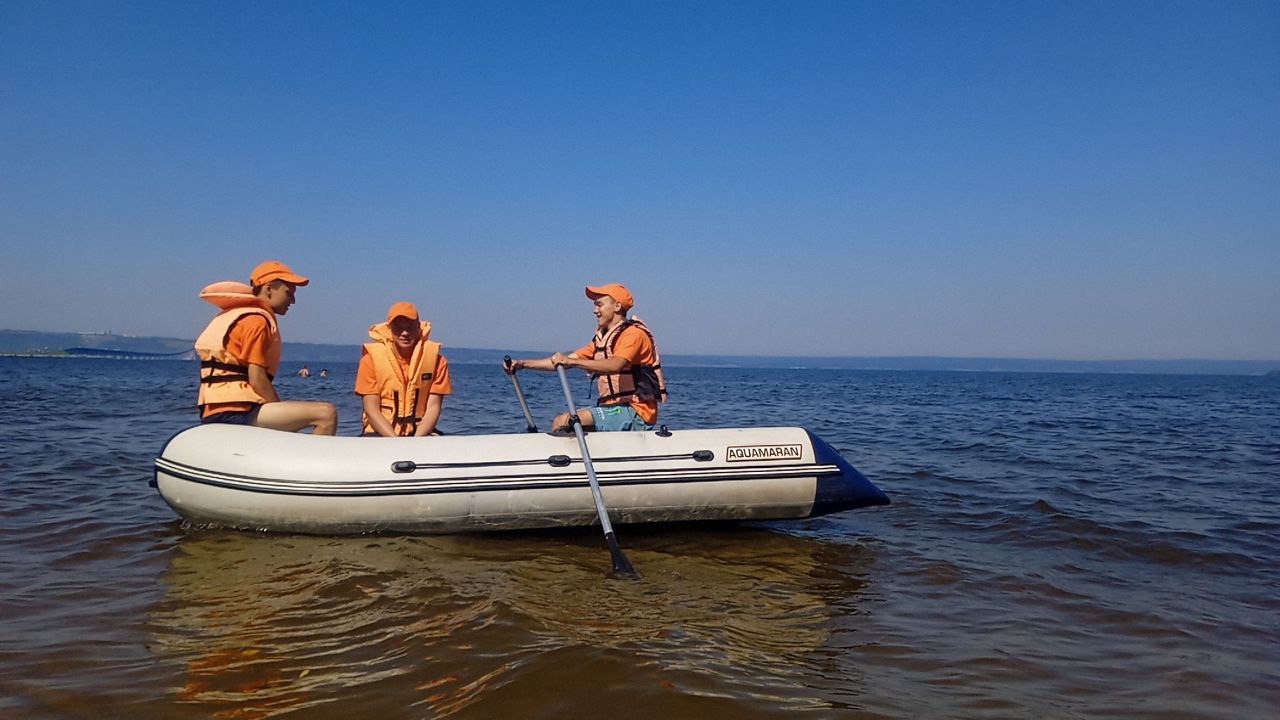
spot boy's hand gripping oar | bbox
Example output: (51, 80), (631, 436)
(555, 363), (639, 579)
(503, 356), (538, 433)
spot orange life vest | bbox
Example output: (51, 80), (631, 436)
(361, 321), (442, 436)
(194, 282), (280, 409)
(590, 317), (668, 406)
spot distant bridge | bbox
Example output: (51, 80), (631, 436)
(64, 347), (193, 359)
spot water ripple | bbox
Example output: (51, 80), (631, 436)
(2, 359), (1278, 718)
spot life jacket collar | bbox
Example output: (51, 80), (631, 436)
(199, 281), (274, 313)
(367, 320), (433, 347)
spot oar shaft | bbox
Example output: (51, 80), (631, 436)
(504, 355), (538, 432)
(555, 364), (637, 578)
(555, 367), (617, 536)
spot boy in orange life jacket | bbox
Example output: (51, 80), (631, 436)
(196, 260), (338, 434)
(355, 301), (453, 437)
(506, 283), (667, 433)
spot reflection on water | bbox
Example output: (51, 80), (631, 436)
(148, 526), (874, 718)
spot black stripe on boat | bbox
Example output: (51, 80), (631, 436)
(154, 457), (844, 497)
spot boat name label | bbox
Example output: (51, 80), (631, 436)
(725, 444), (803, 462)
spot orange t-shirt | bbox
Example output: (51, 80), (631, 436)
(201, 314), (277, 418)
(575, 324), (658, 424)
(354, 350), (452, 397)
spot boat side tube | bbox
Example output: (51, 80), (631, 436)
(805, 430), (890, 517)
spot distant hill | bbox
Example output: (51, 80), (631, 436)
(2, 329), (1277, 375)
(0, 329), (525, 364)
(0, 329), (195, 356)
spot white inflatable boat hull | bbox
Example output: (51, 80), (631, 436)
(154, 425), (888, 534)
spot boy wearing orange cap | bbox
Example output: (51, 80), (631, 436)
(355, 301), (452, 436)
(196, 260), (338, 434)
(507, 283), (666, 433)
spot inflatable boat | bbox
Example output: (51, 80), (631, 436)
(153, 424), (889, 534)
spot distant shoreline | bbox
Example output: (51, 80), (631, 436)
(2, 329), (1277, 376)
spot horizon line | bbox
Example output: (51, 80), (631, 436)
(1, 328), (1277, 365)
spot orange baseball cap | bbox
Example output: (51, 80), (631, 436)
(386, 301), (419, 322)
(585, 283), (634, 310)
(250, 260), (309, 287)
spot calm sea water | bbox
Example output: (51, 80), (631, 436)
(1, 357), (1277, 719)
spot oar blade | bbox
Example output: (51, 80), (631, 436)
(605, 532), (640, 580)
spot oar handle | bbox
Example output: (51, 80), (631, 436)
(504, 355), (538, 433)
(555, 363), (639, 579)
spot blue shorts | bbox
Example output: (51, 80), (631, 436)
(201, 407), (259, 425)
(589, 404), (655, 432)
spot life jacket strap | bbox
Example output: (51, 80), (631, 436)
(199, 359), (273, 382)
(597, 389), (634, 404)
(382, 390), (421, 432)
(200, 373), (249, 384)
(201, 359), (247, 372)
(377, 407), (422, 423)
(200, 359), (250, 385)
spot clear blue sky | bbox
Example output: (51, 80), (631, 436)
(2, 1), (1277, 360)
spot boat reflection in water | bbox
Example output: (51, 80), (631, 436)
(147, 526), (877, 718)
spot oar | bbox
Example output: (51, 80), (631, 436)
(503, 355), (538, 433)
(555, 363), (639, 579)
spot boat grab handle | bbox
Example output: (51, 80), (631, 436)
(391, 450), (716, 473)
